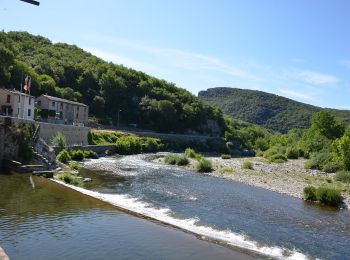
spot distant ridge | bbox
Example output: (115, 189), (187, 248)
(198, 87), (350, 133)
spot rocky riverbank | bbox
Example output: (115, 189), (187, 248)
(154, 154), (350, 209)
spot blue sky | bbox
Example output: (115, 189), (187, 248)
(1, 0), (350, 109)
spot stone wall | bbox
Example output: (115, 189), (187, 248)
(0, 116), (90, 146)
(0, 124), (20, 167)
(38, 122), (90, 146)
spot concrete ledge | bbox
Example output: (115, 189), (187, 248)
(0, 246), (9, 260)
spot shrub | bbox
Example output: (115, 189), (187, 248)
(315, 187), (343, 207)
(164, 154), (178, 165)
(304, 150), (331, 170)
(51, 132), (67, 149)
(69, 150), (85, 161)
(184, 148), (196, 158)
(221, 154), (231, 159)
(303, 186), (317, 201)
(164, 154), (189, 166)
(56, 149), (71, 164)
(115, 136), (142, 155)
(335, 171), (350, 184)
(58, 171), (81, 186)
(322, 161), (341, 173)
(286, 147), (299, 159)
(242, 161), (253, 170)
(268, 154), (287, 163)
(219, 167), (235, 174)
(196, 158), (213, 173)
(176, 156), (189, 166)
(69, 161), (80, 170)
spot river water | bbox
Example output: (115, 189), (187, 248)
(0, 171), (254, 260)
(1, 154), (350, 259)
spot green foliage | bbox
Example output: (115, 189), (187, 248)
(304, 186), (343, 207)
(221, 154), (231, 159)
(58, 171), (82, 186)
(196, 158), (213, 173)
(69, 161), (80, 170)
(69, 149), (85, 161)
(335, 171), (350, 184)
(199, 87), (350, 133)
(176, 155), (189, 166)
(315, 187), (343, 207)
(303, 186), (317, 201)
(51, 132), (67, 149)
(164, 154), (189, 166)
(184, 148), (196, 158)
(10, 123), (35, 163)
(242, 160), (253, 169)
(331, 135), (350, 170)
(310, 111), (345, 140)
(56, 149), (71, 164)
(1, 31), (224, 134)
(286, 147), (299, 159)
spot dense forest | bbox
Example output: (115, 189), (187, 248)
(0, 31), (224, 134)
(199, 87), (350, 133)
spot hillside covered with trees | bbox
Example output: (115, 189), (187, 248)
(0, 31), (224, 134)
(199, 87), (350, 133)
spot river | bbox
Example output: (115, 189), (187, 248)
(1, 154), (350, 259)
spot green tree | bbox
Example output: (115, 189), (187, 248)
(332, 135), (350, 170)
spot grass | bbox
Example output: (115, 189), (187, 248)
(69, 161), (80, 170)
(221, 154), (232, 159)
(196, 158), (213, 173)
(219, 167), (235, 174)
(57, 171), (82, 186)
(164, 154), (189, 166)
(241, 161), (254, 170)
(304, 185), (343, 207)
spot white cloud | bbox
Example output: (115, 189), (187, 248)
(83, 47), (158, 72)
(285, 69), (339, 86)
(278, 89), (314, 100)
(98, 37), (259, 81)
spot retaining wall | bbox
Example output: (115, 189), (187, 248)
(0, 116), (90, 146)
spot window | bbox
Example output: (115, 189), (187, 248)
(76, 112), (78, 119)
(28, 109), (31, 117)
(6, 95), (10, 103)
(38, 100), (41, 106)
(29, 97), (31, 105)
(18, 96), (21, 103)
(52, 101), (55, 107)
(77, 106), (79, 111)
(60, 103), (63, 109)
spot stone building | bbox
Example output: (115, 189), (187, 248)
(0, 88), (35, 120)
(36, 94), (88, 125)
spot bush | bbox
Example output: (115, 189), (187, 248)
(69, 150), (85, 161)
(58, 171), (81, 186)
(196, 158), (213, 173)
(176, 156), (189, 166)
(51, 132), (67, 149)
(221, 154), (231, 159)
(268, 154), (287, 163)
(304, 150), (332, 170)
(69, 161), (80, 170)
(164, 154), (178, 165)
(335, 171), (350, 184)
(286, 147), (299, 159)
(315, 187), (343, 207)
(56, 149), (71, 164)
(164, 154), (189, 166)
(303, 186), (317, 201)
(242, 161), (253, 170)
(184, 148), (196, 158)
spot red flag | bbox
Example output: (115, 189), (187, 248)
(24, 76), (29, 92)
